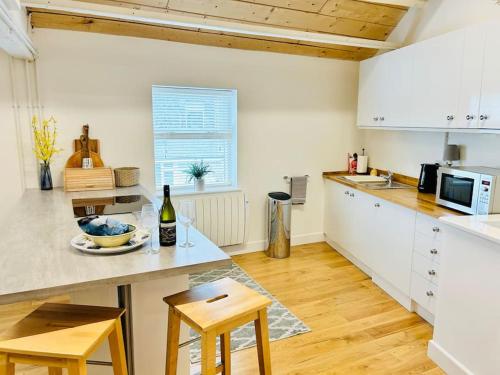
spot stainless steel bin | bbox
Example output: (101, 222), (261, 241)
(265, 192), (291, 259)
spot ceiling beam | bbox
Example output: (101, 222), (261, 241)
(22, 0), (401, 50)
(360, 0), (427, 7)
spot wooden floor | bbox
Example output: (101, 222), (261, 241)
(0, 242), (445, 374)
(231, 242), (445, 375)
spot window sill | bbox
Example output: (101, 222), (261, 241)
(156, 186), (241, 198)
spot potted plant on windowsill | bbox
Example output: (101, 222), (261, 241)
(31, 115), (62, 190)
(185, 161), (211, 192)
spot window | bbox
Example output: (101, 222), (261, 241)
(152, 86), (237, 191)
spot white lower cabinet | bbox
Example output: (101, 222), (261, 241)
(325, 180), (445, 321)
(324, 180), (416, 306)
(410, 272), (438, 315)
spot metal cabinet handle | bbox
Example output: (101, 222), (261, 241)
(432, 227), (440, 233)
(426, 291), (434, 297)
(428, 270), (436, 276)
(447, 115), (455, 121)
(373, 117), (379, 121)
(480, 114), (489, 121)
(374, 203), (380, 208)
(430, 249), (438, 255)
(466, 114), (475, 120)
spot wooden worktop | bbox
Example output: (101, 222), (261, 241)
(323, 171), (464, 219)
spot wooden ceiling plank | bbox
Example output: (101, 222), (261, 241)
(23, 0), (401, 49)
(166, 0), (394, 40)
(29, 10), (376, 60)
(358, 0), (425, 7)
(319, 0), (407, 26)
(239, 0), (328, 13)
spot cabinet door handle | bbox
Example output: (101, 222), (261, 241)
(428, 270), (436, 276)
(426, 291), (434, 297)
(432, 226), (440, 233)
(447, 115), (455, 121)
(466, 114), (475, 120)
(480, 114), (489, 121)
(430, 249), (438, 255)
(374, 203), (380, 208)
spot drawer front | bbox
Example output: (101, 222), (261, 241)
(413, 232), (441, 264)
(412, 252), (439, 285)
(411, 272), (438, 314)
(416, 213), (443, 241)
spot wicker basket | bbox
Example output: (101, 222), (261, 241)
(114, 167), (140, 187)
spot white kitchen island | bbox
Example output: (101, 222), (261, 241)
(429, 214), (500, 375)
(0, 186), (231, 375)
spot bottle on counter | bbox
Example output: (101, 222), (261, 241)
(159, 185), (176, 246)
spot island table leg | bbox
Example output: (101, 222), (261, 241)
(117, 284), (135, 375)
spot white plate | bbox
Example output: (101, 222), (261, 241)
(71, 230), (150, 255)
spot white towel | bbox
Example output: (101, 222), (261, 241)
(291, 176), (308, 205)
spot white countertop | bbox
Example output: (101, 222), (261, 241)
(0, 186), (231, 304)
(439, 214), (500, 245)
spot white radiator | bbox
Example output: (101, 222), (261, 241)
(172, 191), (246, 247)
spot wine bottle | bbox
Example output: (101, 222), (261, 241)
(159, 185), (176, 246)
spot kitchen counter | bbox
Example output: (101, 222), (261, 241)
(439, 214), (500, 245)
(0, 186), (231, 305)
(323, 171), (463, 219)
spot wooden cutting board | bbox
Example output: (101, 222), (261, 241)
(73, 138), (100, 154)
(65, 150), (104, 168)
(65, 124), (104, 168)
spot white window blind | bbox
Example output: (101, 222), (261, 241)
(152, 86), (237, 191)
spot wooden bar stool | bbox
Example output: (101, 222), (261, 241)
(0, 303), (128, 375)
(164, 277), (272, 375)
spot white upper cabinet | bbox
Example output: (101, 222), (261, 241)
(456, 26), (486, 129)
(410, 30), (464, 128)
(356, 22), (500, 132)
(382, 46), (414, 127)
(478, 23), (500, 129)
(357, 57), (385, 127)
(357, 48), (413, 128)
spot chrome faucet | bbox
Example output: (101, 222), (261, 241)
(381, 170), (394, 185)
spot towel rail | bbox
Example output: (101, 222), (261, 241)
(283, 175), (309, 183)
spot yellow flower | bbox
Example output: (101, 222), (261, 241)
(31, 115), (62, 164)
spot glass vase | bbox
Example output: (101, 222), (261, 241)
(40, 163), (53, 190)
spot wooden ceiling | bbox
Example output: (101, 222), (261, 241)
(28, 0), (409, 60)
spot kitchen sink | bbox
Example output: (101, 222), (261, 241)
(339, 176), (414, 190)
(358, 181), (414, 190)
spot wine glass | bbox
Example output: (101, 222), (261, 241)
(178, 200), (195, 248)
(141, 204), (159, 254)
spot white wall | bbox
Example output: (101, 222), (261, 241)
(361, 0), (500, 178)
(0, 50), (23, 222)
(29, 29), (360, 246)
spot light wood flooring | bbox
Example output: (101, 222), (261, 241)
(230, 242), (445, 375)
(0, 242), (445, 374)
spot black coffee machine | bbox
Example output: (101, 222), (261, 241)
(418, 163), (440, 193)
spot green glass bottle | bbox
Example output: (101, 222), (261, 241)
(159, 185), (176, 246)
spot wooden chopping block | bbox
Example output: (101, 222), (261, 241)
(65, 150), (104, 168)
(73, 138), (100, 154)
(73, 124), (100, 154)
(66, 124), (104, 168)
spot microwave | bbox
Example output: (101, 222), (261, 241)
(436, 167), (500, 215)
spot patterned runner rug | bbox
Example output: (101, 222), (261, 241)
(189, 262), (310, 364)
